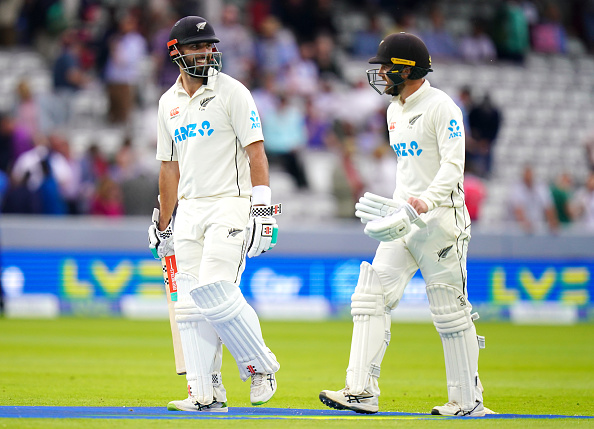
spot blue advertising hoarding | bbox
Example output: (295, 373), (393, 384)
(2, 250), (592, 319)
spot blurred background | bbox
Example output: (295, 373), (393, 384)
(0, 0), (593, 323)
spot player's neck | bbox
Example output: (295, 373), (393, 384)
(400, 79), (424, 104)
(180, 73), (205, 97)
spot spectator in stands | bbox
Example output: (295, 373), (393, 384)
(460, 20), (497, 63)
(2, 171), (41, 214)
(351, 13), (384, 59)
(314, 32), (344, 81)
(90, 176), (124, 217)
(467, 93), (501, 178)
(104, 11), (148, 124)
(0, 0), (22, 46)
(0, 114), (14, 174)
(330, 121), (364, 218)
(12, 80), (42, 155)
(48, 132), (82, 214)
(420, 6), (459, 60)
(550, 172), (575, 227)
(262, 93), (309, 189)
(253, 15), (300, 83)
(531, 2), (567, 54)
(304, 95), (332, 150)
(151, 13), (182, 94)
(464, 169), (487, 221)
(492, 0), (530, 63)
(584, 129), (594, 171)
(52, 30), (90, 126)
(571, 171), (594, 231)
(509, 164), (558, 234)
(10, 136), (76, 215)
(455, 86), (473, 133)
(286, 41), (319, 96)
(216, 4), (255, 84)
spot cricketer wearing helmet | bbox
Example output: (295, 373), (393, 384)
(148, 16), (280, 412)
(320, 33), (494, 417)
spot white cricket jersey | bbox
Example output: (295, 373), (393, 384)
(156, 72), (264, 200)
(387, 80), (466, 211)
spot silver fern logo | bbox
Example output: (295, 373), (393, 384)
(196, 22), (207, 31)
(437, 245), (453, 262)
(199, 96), (216, 110)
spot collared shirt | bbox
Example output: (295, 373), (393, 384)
(387, 80), (466, 211)
(156, 72), (264, 200)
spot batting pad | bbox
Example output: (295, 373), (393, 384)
(346, 262), (391, 396)
(190, 281), (280, 381)
(175, 272), (225, 404)
(426, 284), (484, 412)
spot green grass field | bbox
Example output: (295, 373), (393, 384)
(1, 318), (593, 428)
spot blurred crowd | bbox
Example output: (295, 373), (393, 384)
(0, 0), (592, 233)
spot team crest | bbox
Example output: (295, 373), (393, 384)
(408, 114), (422, 127)
(199, 95), (216, 111)
(196, 22), (206, 31)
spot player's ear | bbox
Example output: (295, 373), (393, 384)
(401, 66), (412, 79)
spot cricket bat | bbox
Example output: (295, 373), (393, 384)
(161, 253), (186, 375)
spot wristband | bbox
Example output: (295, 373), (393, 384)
(252, 185), (271, 206)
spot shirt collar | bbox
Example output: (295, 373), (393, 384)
(174, 71), (218, 98)
(395, 79), (431, 106)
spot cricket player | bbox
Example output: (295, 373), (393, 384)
(319, 33), (493, 416)
(148, 16), (280, 412)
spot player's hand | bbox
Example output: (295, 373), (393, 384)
(148, 208), (174, 259)
(407, 197), (428, 214)
(245, 204), (281, 258)
(355, 192), (402, 223)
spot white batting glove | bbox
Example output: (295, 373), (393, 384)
(245, 204), (281, 258)
(364, 203), (425, 242)
(148, 208), (174, 259)
(355, 192), (402, 223)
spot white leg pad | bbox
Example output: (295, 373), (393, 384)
(426, 284), (485, 412)
(346, 262), (391, 396)
(190, 281), (280, 381)
(175, 272), (225, 404)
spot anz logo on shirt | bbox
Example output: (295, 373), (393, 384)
(391, 141), (423, 157)
(448, 119), (462, 139)
(174, 121), (214, 142)
(250, 111), (261, 129)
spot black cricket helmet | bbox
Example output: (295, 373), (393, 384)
(367, 32), (433, 95)
(167, 16), (222, 78)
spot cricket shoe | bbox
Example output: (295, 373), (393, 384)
(431, 400), (497, 417)
(250, 373), (277, 405)
(319, 388), (379, 414)
(167, 396), (228, 412)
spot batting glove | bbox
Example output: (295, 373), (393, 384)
(148, 208), (174, 259)
(245, 204), (281, 258)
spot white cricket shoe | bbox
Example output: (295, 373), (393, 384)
(167, 396), (228, 412)
(250, 373), (277, 405)
(319, 388), (379, 414)
(431, 401), (497, 417)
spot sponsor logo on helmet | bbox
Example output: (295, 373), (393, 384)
(448, 119), (462, 139)
(170, 107), (180, 118)
(196, 22), (207, 31)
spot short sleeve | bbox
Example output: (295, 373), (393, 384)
(156, 99), (178, 161)
(227, 83), (265, 147)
